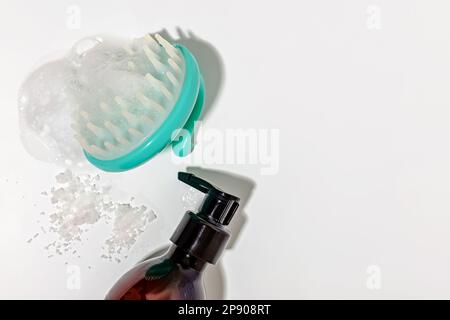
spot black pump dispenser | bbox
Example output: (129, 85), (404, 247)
(170, 172), (240, 264)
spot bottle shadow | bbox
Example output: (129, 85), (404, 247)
(157, 27), (224, 121)
(140, 167), (255, 299)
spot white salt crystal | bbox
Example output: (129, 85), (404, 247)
(39, 169), (157, 262)
(55, 169), (73, 184)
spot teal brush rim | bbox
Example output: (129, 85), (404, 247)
(84, 44), (204, 172)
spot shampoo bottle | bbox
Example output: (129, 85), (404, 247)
(105, 172), (240, 300)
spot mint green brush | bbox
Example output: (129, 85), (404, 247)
(71, 33), (204, 172)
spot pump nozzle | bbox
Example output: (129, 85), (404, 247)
(170, 172), (241, 264)
(178, 172), (240, 225)
(178, 172), (214, 194)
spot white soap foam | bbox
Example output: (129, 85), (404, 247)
(18, 59), (83, 166)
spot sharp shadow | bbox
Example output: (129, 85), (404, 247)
(157, 28), (224, 121)
(139, 167), (255, 300)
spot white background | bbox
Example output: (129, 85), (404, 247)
(1, 0), (450, 299)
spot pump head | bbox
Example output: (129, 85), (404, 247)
(170, 172), (240, 264)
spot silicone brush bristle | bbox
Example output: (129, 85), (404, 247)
(71, 34), (185, 160)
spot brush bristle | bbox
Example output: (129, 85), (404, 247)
(71, 34), (185, 160)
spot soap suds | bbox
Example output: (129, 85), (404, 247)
(31, 170), (156, 262)
(18, 59), (85, 166)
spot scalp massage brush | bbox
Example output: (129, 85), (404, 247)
(71, 33), (204, 172)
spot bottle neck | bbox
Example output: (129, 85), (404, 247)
(170, 211), (230, 265)
(167, 245), (208, 272)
